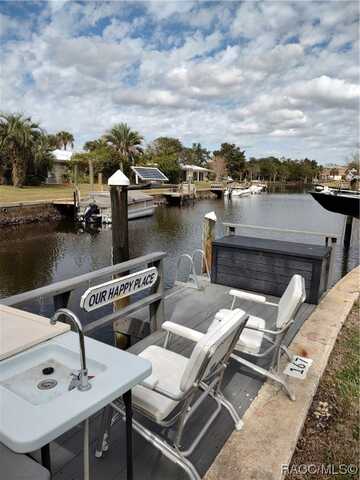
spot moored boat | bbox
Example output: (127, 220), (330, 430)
(78, 191), (156, 224)
(310, 186), (360, 218)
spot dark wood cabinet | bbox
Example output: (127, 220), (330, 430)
(211, 235), (331, 304)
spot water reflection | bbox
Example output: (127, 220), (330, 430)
(0, 191), (358, 301)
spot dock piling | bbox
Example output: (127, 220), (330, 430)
(344, 215), (353, 249)
(108, 171), (131, 343)
(202, 212), (217, 274)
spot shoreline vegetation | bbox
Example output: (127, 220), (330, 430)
(2, 114), (357, 191)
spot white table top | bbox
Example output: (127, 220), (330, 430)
(0, 331), (151, 452)
(0, 305), (70, 361)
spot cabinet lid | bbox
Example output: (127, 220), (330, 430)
(213, 235), (331, 260)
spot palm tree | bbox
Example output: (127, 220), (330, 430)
(47, 133), (60, 149)
(83, 138), (107, 152)
(56, 131), (74, 150)
(104, 123), (143, 170)
(32, 134), (55, 176)
(0, 113), (42, 187)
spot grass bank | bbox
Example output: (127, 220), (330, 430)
(0, 184), (104, 203)
(0, 182), (216, 204)
(286, 302), (359, 479)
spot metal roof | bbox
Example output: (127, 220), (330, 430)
(181, 164), (212, 172)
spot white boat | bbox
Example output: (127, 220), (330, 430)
(78, 191), (156, 224)
(249, 183), (266, 194)
(224, 186), (251, 197)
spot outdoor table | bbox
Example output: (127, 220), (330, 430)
(0, 331), (152, 480)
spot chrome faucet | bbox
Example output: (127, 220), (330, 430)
(50, 308), (91, 392)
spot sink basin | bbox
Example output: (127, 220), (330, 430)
(0, 343), (106, 406)
(0, 331), (151, 453)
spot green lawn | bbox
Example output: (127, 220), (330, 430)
(0, 181), (216, 204)
(0, 184), (105, 203)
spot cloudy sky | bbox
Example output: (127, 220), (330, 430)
(0, 1), (359, 164)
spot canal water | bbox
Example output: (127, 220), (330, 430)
(0, 190), (358, 338)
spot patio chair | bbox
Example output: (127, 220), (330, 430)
(164, 275), (306, 400)
(95, 308), (248, 480)
(215, 274), (306, 400)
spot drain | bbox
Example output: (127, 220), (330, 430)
(37, 379), (58, 390)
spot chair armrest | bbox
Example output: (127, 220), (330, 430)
(162, 321), (205, 343)
(229, 289), (267, 303)
(229, 290), (278, 308)
(245, 321), (293, 335)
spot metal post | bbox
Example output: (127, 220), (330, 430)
(123, 390), (133, 480)
(41, 445), (51, 472)
(150, 257), (165, 331)
(73, 163), (78, 187)
(344, 215), (353, 250)
(83, 419), (90, 480)
(89, 159), (94, 198)
(327, 236), (337, 289)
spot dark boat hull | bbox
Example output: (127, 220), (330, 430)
(310, 191), (359, 218)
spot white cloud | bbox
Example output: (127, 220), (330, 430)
(288, 75), (360, 109)
(145, 1), (195, 20)
(0, 0), (358, 164)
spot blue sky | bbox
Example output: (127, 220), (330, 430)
(0, 1), (359, 164)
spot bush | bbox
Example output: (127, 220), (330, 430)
(25, 174), (45, 186)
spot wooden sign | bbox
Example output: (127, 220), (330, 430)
(80, 267), (158, 312)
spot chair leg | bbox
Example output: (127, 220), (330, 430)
(216, 392), (244, 431)
(232, 354), (295, 401)
(130, 414), (201, 480)
(280, 345), (293, 361)
(95, 405), (113, 458)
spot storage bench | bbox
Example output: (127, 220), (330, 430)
(211, 235), (331, 304)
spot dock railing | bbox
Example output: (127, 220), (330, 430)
(223, 223), (338, 289)
(1, 252), (166, 335)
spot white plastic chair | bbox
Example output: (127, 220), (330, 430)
(95, 308), (248, 480)
(219, 274), (306, 400)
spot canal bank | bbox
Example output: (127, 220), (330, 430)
(0, 200), (72, 226)
(0, 188), (217, 225)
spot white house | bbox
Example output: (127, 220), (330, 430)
(47, 149), (73, 184)
(181, 164), (212, 182)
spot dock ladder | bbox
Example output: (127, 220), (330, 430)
(174, 249), (211, 290)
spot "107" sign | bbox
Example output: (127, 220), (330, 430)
(80, 267), (158, 312)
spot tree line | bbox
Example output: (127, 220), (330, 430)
(75, 125), (323, 184)
(1, 113), (357, 187)
(0, 113), (75, 187)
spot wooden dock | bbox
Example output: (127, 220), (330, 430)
(162, 183), (197, 206)
(210, 184), (225, 199)
(30, 282), (314, 480)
